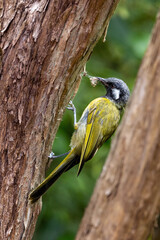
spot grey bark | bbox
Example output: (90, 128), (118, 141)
(0, 0), (119, 239)
(76, 12), (160, 240)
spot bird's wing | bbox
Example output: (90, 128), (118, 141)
(77, 106), (101, 176)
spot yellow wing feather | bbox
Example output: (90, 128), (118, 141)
(77, 107), (101, 175)
(77, 97), (120, 176)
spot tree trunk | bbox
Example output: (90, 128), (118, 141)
(0, 0), (119, 239)
(76, 12), (160, 240)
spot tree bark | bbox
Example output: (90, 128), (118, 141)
(0, 0), (120, 239)
(76, 12), (160, 240)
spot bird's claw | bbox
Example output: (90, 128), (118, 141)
(66, 100), (76, 112)
(67, 100), (77, 128)
(48, 152), (55, 159)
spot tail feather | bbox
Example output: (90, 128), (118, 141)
(29, 150), (76, 203)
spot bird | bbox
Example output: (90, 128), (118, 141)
(29, 77), (130, 203)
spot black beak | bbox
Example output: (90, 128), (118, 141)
(96, 77), (109, 87)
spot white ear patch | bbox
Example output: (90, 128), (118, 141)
(112, 88), (120, 100)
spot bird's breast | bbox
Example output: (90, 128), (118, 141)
(70, 97), (120, 152)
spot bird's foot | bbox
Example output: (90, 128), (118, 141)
(48, 152), (56, 159)
(67, 100), (77, 128)
(67, 100), (76, 112)
(48, 151), (70, 159)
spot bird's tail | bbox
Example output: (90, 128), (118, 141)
(29, 149), (76, 203)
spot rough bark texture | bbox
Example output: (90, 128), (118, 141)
(76, 12), (160, 240)
(0, 0), (120, 239)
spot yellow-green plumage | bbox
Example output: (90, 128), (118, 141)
(71, 97), (120, 175)
(29, 97), (120, 203)
(29, 77), (130, 203)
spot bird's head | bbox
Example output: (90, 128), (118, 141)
(97, 77), (130, 109)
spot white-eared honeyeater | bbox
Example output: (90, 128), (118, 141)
(29, 77), (130, 203)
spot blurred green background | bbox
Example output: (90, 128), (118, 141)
(33, 1), (159, 239)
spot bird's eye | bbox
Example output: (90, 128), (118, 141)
(109, 83), (114, 88)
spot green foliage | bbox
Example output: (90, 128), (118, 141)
(33, 1), (159, 240)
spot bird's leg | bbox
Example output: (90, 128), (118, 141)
(48, 101), (77, 160)
(48, 151), (70, 159)
(67, 100), (78, 129)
